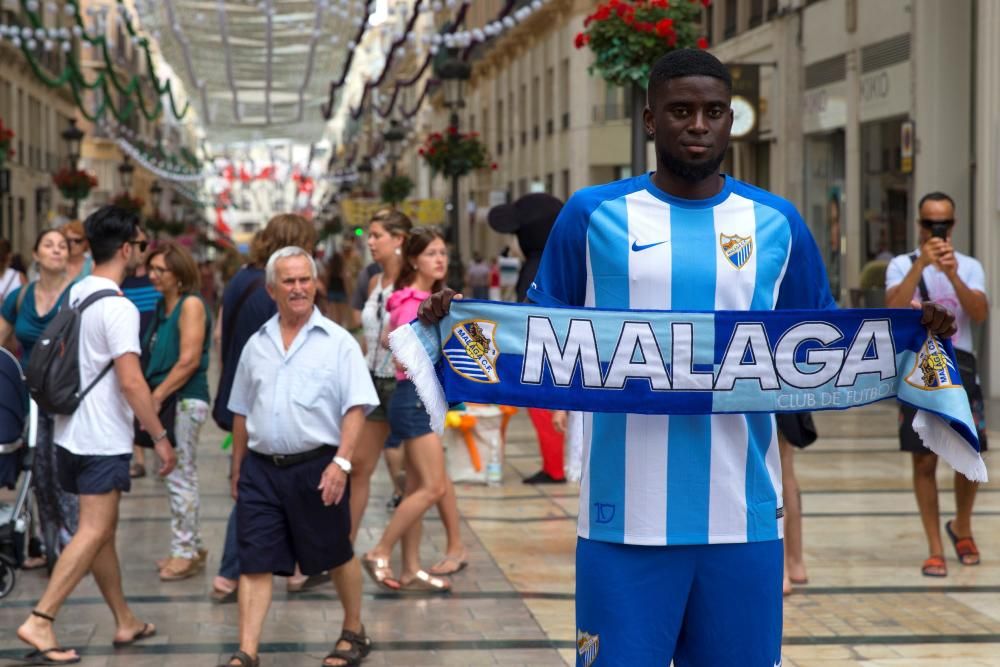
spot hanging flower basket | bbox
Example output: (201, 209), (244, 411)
(380, 174), (415, 206)
(111, 192), (145, 214)
(419, 128), (495, 179)
(146, 215), (167, 234)
(576, 0), (710, 88)
(53, 168), (98, 202)
(0, 117), (15, 166)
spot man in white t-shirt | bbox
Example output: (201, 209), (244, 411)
(886, 191), (989, 578)
(16, 206), (177, 665)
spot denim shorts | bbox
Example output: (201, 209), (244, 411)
(387, 379), (433, 445)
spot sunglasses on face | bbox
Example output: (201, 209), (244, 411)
(128, 240), (149, 253)
(67, 237), (87, 245)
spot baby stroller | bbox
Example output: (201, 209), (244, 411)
(0, 346), (37, 599)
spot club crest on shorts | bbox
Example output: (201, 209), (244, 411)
(720, 233), (753, 270)
(444, 319), (500, 383)
(905, 335), (957, 391)
(577, 629), (599, 667)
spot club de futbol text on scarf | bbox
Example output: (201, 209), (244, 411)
(389, 300), (987, 482)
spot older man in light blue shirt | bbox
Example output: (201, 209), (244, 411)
(224, 246), (378, 667)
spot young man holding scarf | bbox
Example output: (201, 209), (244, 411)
(420, 49), (956, 666)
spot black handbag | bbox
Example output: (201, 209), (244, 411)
(134, 392), (178, 449)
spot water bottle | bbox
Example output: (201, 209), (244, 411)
(486, 433), (503, 487)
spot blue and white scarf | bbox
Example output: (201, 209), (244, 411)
(390, 300), (987, 482)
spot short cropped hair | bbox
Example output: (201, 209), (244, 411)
(647, 48), (733, 105)
(918, 191), (955, 214)
(265, 246), (317, 287)
(84, 206), (140, 264)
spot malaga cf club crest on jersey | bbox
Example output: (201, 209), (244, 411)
(906, 335), (958, 391)
(720, 233), (754, 270)
(443, 319), (500, 383)
(577, 630), (599, 667)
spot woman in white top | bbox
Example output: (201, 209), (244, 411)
(0, 238), (25, 301)
(350, 208), (412, 543)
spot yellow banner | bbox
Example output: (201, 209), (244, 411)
(341, 198), (445, 228)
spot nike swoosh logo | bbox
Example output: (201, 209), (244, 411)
(631, 240), (667, 252)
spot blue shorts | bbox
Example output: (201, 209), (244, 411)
(387, 379), (432, 446)
(236, 448), (353, 577)
(575, 537), (783, 667)
(56, 447), (131, 495)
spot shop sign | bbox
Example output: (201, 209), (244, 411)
(900, 120), (914, 174)
(803, 81), (847, 133)
(341, 197), (445, 228)
(859, 61), (910, 123)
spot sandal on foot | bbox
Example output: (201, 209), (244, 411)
(396, 570), (451, 594)
(946, 520), (981, 565)
(210, 585), (238, 604)
(286, 572), (329, 593)
(20, 648), (81, 665)
(217, 650), (259, 667)
(112, 622), (156, 647)
(361, 555), (399, 591)
(428, 553), (468, 576)
(322, 626), (372, 666)
(921, 555), (948, 577)
(129, 462), (146, 479)
(159, 556), (203, 581)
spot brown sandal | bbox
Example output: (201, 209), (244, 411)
(428, 553), (468, 577)
(218, 650), (259, 667)
(361, 554), (399, 591)
(396, 570), (451, 594)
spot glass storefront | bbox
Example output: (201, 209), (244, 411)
(804, 130), (845, 301)
(861, 116), (913, 261)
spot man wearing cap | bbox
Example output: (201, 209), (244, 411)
(223, 246), (378, 667)
(488, 193), (568, 484)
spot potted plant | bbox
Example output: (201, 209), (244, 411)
(380, 174), (415, 206)
(576, 0), (709, 173)
(0, 117), (15, 166)
(419, 128), (495, 179)
(52, 167), (98, 201)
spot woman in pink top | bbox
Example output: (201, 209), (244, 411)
(362, 228), (466, 593)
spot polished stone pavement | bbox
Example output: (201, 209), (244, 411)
(2, 400), (999, 666)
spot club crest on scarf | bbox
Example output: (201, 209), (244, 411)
(444, 319), (500, 383)
(720, 233), (753, 270)
(906, 335), (958, 391)
(577, 629), (599, 667)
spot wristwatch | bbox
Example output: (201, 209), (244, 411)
(332, 456), (352, 474)
(152, 429), (169, 444)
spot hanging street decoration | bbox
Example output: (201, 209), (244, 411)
(0, 0), (190, 123)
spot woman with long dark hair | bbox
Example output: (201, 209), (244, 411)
(362, 228), (466, 593)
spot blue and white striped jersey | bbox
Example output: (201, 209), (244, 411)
(528, 174), (835, 546)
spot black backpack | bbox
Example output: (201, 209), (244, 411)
(26, 289), (121, 415)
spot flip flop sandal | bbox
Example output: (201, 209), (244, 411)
(946, 520), (981, 565)
(322, 626), (372, 667)
(361, 555), (400, 591)
(112, 623), (156, 647)
(19, 647), (81, 665)
(396, 570), (451, 594)
(210, 586), (238, 604)
(427, 553), (469, 577)
(921, 555), (948, 577)
(217, 650), (259, 667)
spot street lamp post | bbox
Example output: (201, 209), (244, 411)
(150, 180), (163, 216)
(383, 119), (405, 179)
(118, 155), (135, 194)
(61, 118), (84, 218)
(437, 52), (471, 289)
(357, 158), (373, 195)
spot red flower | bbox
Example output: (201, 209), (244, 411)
(623, 11), (634, 24)
(574, 32), (589, 48)
(447, 126), (458, 135)
(701, 0), (711, 6)
(655, 18), (674, 35)
(651, 0), (669, 7)
(428, 148), (436, 156)
(697, 36), (709, 49)
(490, 163), (498, 170)
(615, 3), (629, 17)
(418, 148), (426, 156)
(594, 5), (611, 20)
(636, 21), (654, 32)
(667, 31), (678, 46)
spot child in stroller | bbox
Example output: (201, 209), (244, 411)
(0, 345), (37, 598)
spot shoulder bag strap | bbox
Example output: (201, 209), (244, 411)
(14, 281), (31, 318)
(908, 253), (931, 303)
(75, 289), (126, 404)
